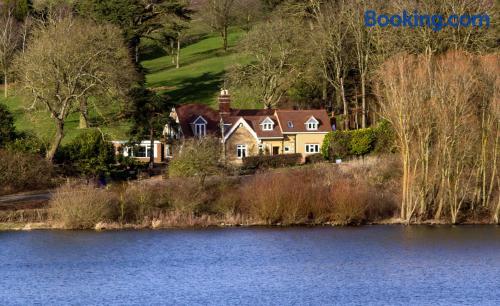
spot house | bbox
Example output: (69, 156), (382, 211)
(111, 140), (165, 163)
(166, 90), (333, 163)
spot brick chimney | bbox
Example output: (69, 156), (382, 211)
(218, 89), (231, 116)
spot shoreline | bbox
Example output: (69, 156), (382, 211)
(1, 218), (498, 231)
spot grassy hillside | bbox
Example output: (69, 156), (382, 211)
(0, 28), (249, 143)
(143, 29), (250, 107)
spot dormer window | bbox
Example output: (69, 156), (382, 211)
(287, 121), (294, 128)
(261, 117), (274, 131)
(305, 116), (319, 131)
(192, 116), (207, 137)
(195, 124), (206, 136)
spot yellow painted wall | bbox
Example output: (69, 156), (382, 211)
(294, 133), (327, 155)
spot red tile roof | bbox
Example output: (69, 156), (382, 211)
(175, 104), (220, 137)
(244, 115), (283, 138)
(174, 104), (332, 139)
(275, 110), (332, 133)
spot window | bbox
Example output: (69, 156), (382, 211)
(236, 144), (247, 159)
(287, 121), (294, 128)
(135, 145), (152, 157)
(284, 146), (290, 153)
(194, 123), (206, 137)
(307, 122), (318, 130)
(305, 144), (320, 154)
(261, 117), (274, 131)
(263, 123), (273, 131)
(305, 117), (319, 131)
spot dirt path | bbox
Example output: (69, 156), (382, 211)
(0, 191), (52, 210)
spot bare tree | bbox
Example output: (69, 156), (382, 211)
(201, 0), (236, 51)
(0, 9), (21, 98)
(309, 0), (352, 129)
(14, 17), (137, 161)
(376, 51), (499, 224)
(228, 17), (305, 109)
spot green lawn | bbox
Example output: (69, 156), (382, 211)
(142, 29), (251, 107)
(0, 92), (131, 144)
(0, 28), (249, 143)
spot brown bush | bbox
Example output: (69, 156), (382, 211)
(240, 162), (398, 225)
(118, 182), (170, 223)
(240, 168), (331, 224)
(49, 184), (119, 229)
(0, 149), (54, 195)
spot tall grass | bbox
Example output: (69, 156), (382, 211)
(45, 157), (401, 229)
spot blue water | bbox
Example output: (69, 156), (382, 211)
(1, 226), (499, 305)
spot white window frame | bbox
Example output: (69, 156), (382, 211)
(305, 144), (320, 154)
(263, 123), (273, 131)
(305, 117), (319, 131)
(261, 117), (274, 131)
(236, 144), (247, 159)
(194, 123), (206, 137)
(136, 144), (152, 158)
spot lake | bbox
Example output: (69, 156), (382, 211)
(1, 226), (499, 305)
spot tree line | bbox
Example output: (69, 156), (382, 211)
(227, 0), (497, 127)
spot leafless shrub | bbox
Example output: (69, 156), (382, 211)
(49, 184), (119, 229)
(0, 149), (54, 195)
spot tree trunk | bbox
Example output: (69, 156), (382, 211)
(3, 69), (7, 98)
(322, 79), (328, 109)
(176, 36), (180, 69)
(340, 77), (348, 129)
(135, 44), (139, 63)
(171, 39), (175, 64)
(222, 26), (228, 51)
(46, 119), (64, 161)
(79, 99), (89, 129)
(361, 73), (366, 128)
(149, 127), (154, 169)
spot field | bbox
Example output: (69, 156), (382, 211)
(0, 28), (248, 143)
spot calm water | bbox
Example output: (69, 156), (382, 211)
(1, 226), (500, 305)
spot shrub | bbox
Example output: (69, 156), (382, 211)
(0, 149), (54, 195)
(349, 128), (375, 156)
(322, 128), (377, 160)
(49, 184), (119, 229)
(169, 136), (222, 182)
(321, 130), (351, 160)
(373, 119), (396, 154)
(329, 179), (371, 225)
(305, 153), (325, 164)
(0, 103), (15, 147)
(118, 182), (170, 223)
(240, 168), (331, 224)
(5, 132), (48, 156)
(58, 129), (116, 176)
(242, 153), (302, 170)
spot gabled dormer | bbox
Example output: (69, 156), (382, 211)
(260, 117), (275, 131)
(305, 116), (319, 131)
(192, 115), (207, 136)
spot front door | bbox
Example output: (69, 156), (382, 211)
(272, 146), (279, 155)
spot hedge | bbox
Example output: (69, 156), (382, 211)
(242, 153), (302, 170)
(305, 153), (325, 164)
(321, 121), (394, 160)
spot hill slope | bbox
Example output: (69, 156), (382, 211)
(0, 29), (248, 143)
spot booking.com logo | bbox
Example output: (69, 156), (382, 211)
(365, 10), (490, 31)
